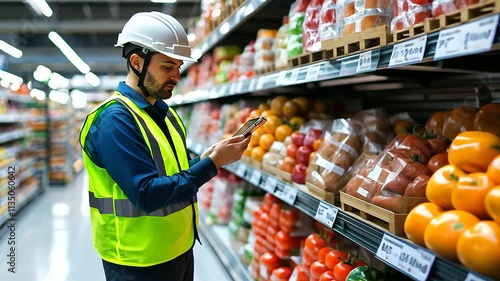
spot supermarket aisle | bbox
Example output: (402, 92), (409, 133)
(0, 172), (232, 281)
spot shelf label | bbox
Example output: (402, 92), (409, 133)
(389, 35), (427, 67)
(249, 169), (262, 186)
(264, 176), (278, 193)
(219, 84), (227, 96)
(275, 184), (298, 205)
(435, 14), (499, 60)
(249, 78), (257, 91)
(256, 77), (265, 89)
(289, 68), (300, 83)
(277, 70), (288, 85)
(235, 163), (247, 178)
(356, 51), (372, 73)
(236, 81), (244, 93)
(465, 273), (489, 281)
(195, 144), (203, 154)
(306, 64), (321, 81)
(314, 201), (338, 227)
(376, 233), (436, 281)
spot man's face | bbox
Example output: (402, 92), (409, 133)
(142, 53), (183, 100)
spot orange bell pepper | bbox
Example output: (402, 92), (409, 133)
(448, 131), (500, 173)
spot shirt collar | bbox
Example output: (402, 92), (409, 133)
(116, 81), (170, 115)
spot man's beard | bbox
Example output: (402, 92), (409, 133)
(143, 71), (176, 100)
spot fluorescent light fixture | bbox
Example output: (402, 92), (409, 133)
(0, 41), (22, 58)
(33, 65), (52, 82)
(0, 69), (23, 85)
(27, 0), (53, 17)
(49, 90), (70, 104)
(31, 89), (46, 101)
(0, 79), (10, 88)
(10, 83), (21, 91)
(48, 31), (90, 74)
(150, 0), (177, 3)
(70, 89), (87, 109)
(85, 72), (100, 87)
(48, 72), (69, 89)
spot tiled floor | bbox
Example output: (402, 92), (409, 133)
(0, 172), (232, 281)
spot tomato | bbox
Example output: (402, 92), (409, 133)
(448, 131), (500, 173)
(405, 202), (444, 246)
(403, 175), (430, 197)
(399, 161), (431, 182)
(353, 260), (367, 268)
(279, 208), (299, 232)
(398, 134), (435, 163)
(260, 252), (282, 277)
(424, 210), (480, 261)
(317, 247), (334, 263)
(281, 156), (297, 173)
(452, 173), (495, 218)
(426, 164), (467, 210)
(334, 262), (355, 281)
(263, 193), (280, 211)
(457, 221), (500, 279)
(302, 247), (316, 274)
(426, 153), (449, 174)
(310, 261), (329, 279)
(319, 270), (336, 281)
(487, 154), (500, 185)
(274, 231), (300, 251)
(271, 266), (293, 281)
(443, 106), (479, 140)
(270, 203), (282, 225)
(426, 111), (448, 136)
(485, 186), (500, 224)
(290, 265), (309, 281)
(473, 103), (500, 138)
(275, 124), (293, 142)
(428, 136), (451, 154)
(324, 250), (349, 270)
(305, 234), (329, 256)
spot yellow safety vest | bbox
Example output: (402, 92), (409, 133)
(79, 92), (198, 267)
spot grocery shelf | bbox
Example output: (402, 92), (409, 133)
(0, 113), (30, 123)
(172, 14), (500, 106)
(186, 139), (494, 281)
(0, 128), (31, 144)
(198, 212), (253, 281)
(0, 92), (33, 104)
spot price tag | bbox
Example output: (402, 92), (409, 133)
(376, 233), (436, 281)
(389, 35), (427, 67)
(314, 201), (338, 227)
(256, 77), (265, 89)
(356, 51), (372, 73)
(249, 169), (262, 186)
(229, 82), (237, 94)
(264, 176), (278, 193)
(249, 79), (257, 91)
(306, 64), (321, 81)
(236, 81), (244, 93)
(277, 70), (288, 85)
(465, 273), (488, 281)
(435, 15), (499, 60)
(195, 144), (203, 154)
(276, 184), (298, 205)
(235, 163), (247, 178)
(219, 84), (227, 96)
(289, 68), (300, 83)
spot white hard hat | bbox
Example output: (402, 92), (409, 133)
(115, 11), (196, 62)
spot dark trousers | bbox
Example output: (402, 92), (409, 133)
(102, 249), (194, 281)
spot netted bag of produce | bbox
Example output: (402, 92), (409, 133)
(306, 119), (364, 192)
(346, 133), (434, 212)
(319, 0), (339, 41)
(303, 0), (325, 53)
(287, 0), (312, 59)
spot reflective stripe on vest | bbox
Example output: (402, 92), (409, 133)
(89, 191), (197, 217)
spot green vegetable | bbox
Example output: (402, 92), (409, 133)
(346, 266), (385, 281)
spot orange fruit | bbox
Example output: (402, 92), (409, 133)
(261, 110), (275, 118)
(250, 128), (264, 146)
(292, 97), (312, 115)
(249, 109), (263, 119)
(485, 186), (500, 223)
(243, 145), (254, 157)
(259, 133), (275, 151)
(404, 203), (444, 247)
(457, 221), (500, 279)
(424, 210), (480, 261)
(258, 103), (270, 111)
(451, 173), (495, 218)
(270, 95), (288, 116)
(275, 124), (293, 142)
(281, 156), (297, 173)
(263, 115), (282, 135)
(313, 138), (323, 151)
(282, 101), (300, 118)
(251, 146), (266, 162)
(288, 116), (306, 130)
(487, 155), (500, 185)
(426, 164), (467, 210)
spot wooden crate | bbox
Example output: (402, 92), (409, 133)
(434, 0), (499, 31)
(305, 182), (340, 206)
(261, 163), (292, 183)
(392, 22), (426, 43)
(255, 64), (276, 76)
(339, 191), (426, 236)
(330, 25), (393, 58)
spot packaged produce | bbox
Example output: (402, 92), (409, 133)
(339, 0), (393, 35)
(303, 0), (325, 53)
(274, 17), (290, 70)
(353, 108), (393, 153)
(389, 112), (415, 134)
(442, 105), (478, 140)
(432, 0), (481, 17)
(306, 119), (364, 192)
(391, 0), (432, 31)
(287, 0), (312, 58)
(240, 42), (256, 78)
(255, 29), (277, 71)
(319, 0), (339, 42)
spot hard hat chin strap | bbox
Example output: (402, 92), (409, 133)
(128, 47), (153, 98)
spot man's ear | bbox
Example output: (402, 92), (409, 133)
(129, 53), (143, 72)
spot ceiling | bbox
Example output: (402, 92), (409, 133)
(0, 0), (202, 88)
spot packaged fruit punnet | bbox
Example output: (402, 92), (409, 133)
(340, 0), (394, 35)
(431, 0), (482, 17)
(274, 17), (290, 70)
(303, 0), (325, 53)
(306, 119), (364, 192)
(319, 0), (339, 42)
(353, 108), (393, 154)
(287, 0), (312, 59)
(255, 29), (277, 71)
(391, 0), (432, 32)
(345, 133), (435, 213)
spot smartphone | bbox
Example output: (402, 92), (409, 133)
(233, 117), (267, 138)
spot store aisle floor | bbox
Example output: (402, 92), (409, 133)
(0, 172), (233, 281)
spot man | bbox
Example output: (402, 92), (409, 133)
(79, 11), (250, 281)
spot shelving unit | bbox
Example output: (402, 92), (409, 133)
(48, 101), (74, 185)
(172, 1), (500, 280)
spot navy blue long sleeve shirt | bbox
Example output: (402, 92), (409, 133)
(82, 82), (218, 213)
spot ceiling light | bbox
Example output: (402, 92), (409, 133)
(31, 88), (46, 99)
(48, 31), (90, 74)
(33, 65), (52, 82)
(150, 0), (178, 3)
(0, 41), (22, 58)
(26, 0), (53, 17)
(70, 90), (88, 109)
(85, 72), (100, 88)
(0, 69), (23, 85)
(49, 90), (70, 104)
(48, 72), (70, 90)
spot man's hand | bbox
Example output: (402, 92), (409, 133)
(200, 143), (216, 160)
(208, 135), (250, 168)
